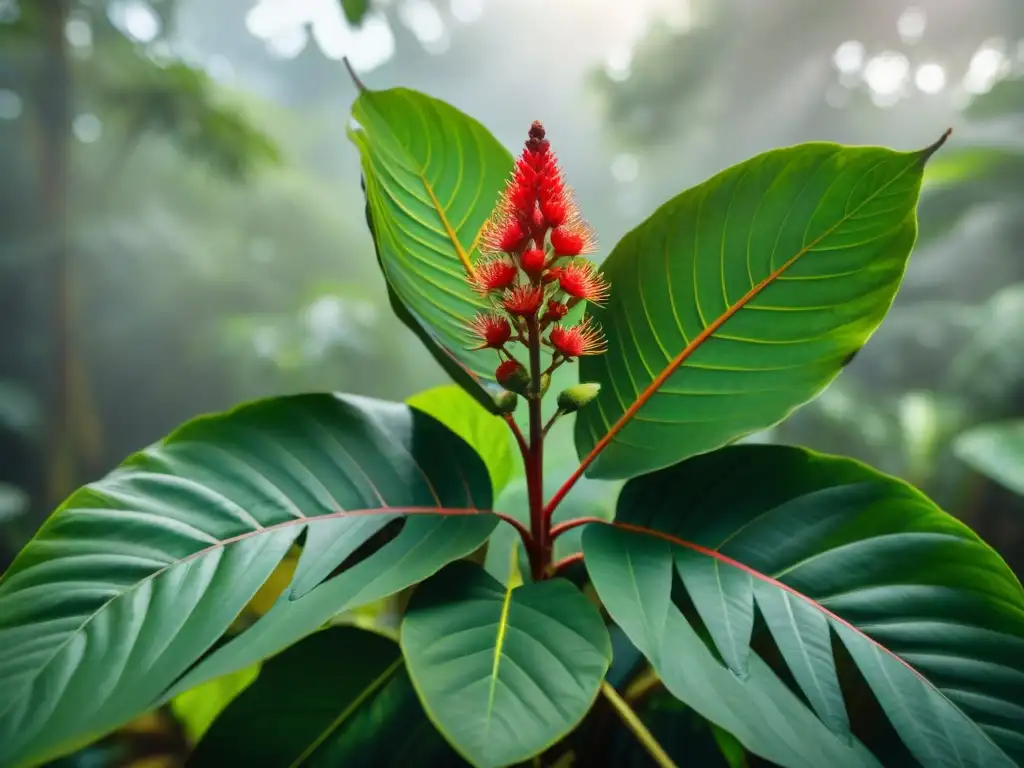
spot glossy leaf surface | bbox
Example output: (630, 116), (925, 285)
(401, 561), (612, 767)
(0, 394), (495, 767)
(583, 526), (879, 768)
(351, 87), (512, 410)
(577, 137), (947, 479)
(190, 626), (463, 767)
(585, 445), (1024, 767)
(955, 420), (1024, 496)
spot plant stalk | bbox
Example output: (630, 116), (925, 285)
(526, 315), (550, 580)
(600, 682), (678, 768)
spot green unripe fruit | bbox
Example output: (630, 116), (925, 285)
(557, 382), (601, 413)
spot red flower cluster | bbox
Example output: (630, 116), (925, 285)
(463, 121), (611, 386)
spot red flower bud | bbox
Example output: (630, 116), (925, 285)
(542, 299), (568, 324)
(520, 248), (546, 277)
(502, 284), (545, 317)
(555, 261), (610, 304)
(471, 258), (518, 294)
(496, 359), (530, 395)
(550, 225), (596, 257)
(467, 313), (512, 350)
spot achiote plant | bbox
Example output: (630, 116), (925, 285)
(1, 72), (1022, 768)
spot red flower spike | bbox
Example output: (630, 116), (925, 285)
(471, 258), (518, 294)
(502, 284), (545, 317)
(549, 317), (607, 359)
(467, 313), (512, 350)
(556, 261), (609, 304)
(542, 299), (568, 325)
(550, 224), (596, 257)
(520, 248), (546, 277)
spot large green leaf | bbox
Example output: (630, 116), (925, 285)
(955, 420), (1024, 497)
(576, 136), (948, 480)
(350, 87), (512, 411)
(583, 444), (1024, 767)
(401, 561), (612, 767)
(582, 526), (878, 768)
(0, 394), (496, 767)
(189, 626), (464, 767)
(408, 385), (516, 495)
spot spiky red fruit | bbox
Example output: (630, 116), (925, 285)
(520, 248), (546, 277)
(467, 313), (512, 350)
(502, 284), (544, 317)
(471, 259), (518, 294)
(549, 318), (607, 358)
(554, 262), (610, 304)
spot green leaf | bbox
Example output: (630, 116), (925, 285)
(350, 87), (513, 412)
(955, 420), (1024, 496)
(586, 444), (1024, 767)
(576, 135), (949, 480)
(171, 665), (260, 744)
(408, 384), (515, 495)
(189, 626), (463, 767)
(0, 394), (496, 768)
(583, 526), (879, 768)
(675, 549), (753, 676)
(401, 561), (612, 767)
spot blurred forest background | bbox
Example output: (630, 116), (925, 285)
(1, 0), (1023, 765)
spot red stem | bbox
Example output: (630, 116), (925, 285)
(550, 552), (584, 576)
(550, 515), (606, 540)
(525, 315), (551, 580)
(503, 413), (529, 466)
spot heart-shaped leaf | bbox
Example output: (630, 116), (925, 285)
(0, 394), (495, 767)
(576, 134), (949, 480)
(401, 561), (612, 767)
(189, 626), (463, 767)
(351, 87), (512, 412)
(584, 444), (1024, 767)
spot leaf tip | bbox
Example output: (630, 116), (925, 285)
(921, 128), (952, 161)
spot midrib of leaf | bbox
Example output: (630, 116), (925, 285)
(610, 519), (1010, 759)
(0, 505), (487, 723)
(485, 555), (517, 735)
(287, 656), (405, 768)
(595, 154), (919, 449)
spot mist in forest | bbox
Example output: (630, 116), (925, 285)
(1, 0), (1022, 571)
